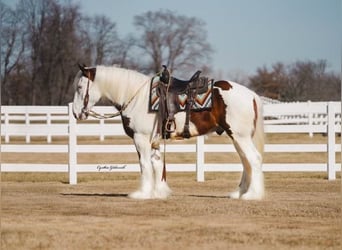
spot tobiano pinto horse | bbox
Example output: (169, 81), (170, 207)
(72, 64), (265, 200)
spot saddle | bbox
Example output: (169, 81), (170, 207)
(157, 66), (211, 138)
(160, 67), (208, 94)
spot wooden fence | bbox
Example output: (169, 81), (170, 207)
(1, 102), (341, 183)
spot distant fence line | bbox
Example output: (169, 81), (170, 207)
(1, 101), (341, 183)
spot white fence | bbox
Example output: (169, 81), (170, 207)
(1, 102), (341, 183)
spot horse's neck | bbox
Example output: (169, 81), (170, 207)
(96, 67), (149, 106)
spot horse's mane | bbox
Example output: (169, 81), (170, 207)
(95, 65), (149, 87)
(94, 65), (150, 105)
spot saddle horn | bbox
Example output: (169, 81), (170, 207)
(160, 65), (170, 84)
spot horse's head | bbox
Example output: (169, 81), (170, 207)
(72, 64), (101, 120)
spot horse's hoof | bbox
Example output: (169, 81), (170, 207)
(228, 190), (241, 199)
(240, 191), (264, 200)
(153, 183), (172, 199)
(128, 191), (152, 200)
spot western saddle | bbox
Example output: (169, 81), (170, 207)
(156, 65), (210, 138)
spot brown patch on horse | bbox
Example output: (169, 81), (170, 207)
(214, 80), (233, 90)
(121, 115), (134, 139)
(190, 88), (233, 138)
(252, 98), (258, 137)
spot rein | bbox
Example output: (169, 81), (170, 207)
(160, 67), (172, 182)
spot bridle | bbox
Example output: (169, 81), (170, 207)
(81, 72), (91, 116)
(80, 72), (122, 119)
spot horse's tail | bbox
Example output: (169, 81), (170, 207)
(252, 95), (265, 157)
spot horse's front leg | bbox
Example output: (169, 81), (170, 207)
(129, 133), (154, 199)
(151, 146), (172, 199)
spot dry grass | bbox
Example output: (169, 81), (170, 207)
(1, 133), (341, 249)
(1, 172), (341, 250)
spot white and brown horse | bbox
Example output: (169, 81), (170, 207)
(72, 65), (265, 200)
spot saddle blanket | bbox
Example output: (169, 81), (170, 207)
(149, 80), (214, 112)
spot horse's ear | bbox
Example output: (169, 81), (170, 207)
(78, 63), (95, 80)
(78, 63), (96, 81)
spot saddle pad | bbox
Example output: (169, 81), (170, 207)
(149, 80), (213, 112)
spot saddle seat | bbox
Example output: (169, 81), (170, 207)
(169, 71), (208, 94)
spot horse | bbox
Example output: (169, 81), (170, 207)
(72, 64), (265, 200)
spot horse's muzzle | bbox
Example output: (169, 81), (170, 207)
(73, 111), (88, 120)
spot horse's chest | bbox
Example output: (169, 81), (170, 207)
(121, 114), (154, 138)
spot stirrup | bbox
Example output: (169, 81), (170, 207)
(165, 119), (176, 133)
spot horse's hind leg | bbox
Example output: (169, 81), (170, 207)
(151, 147), (172, 199)
(230, 136), (264, 200)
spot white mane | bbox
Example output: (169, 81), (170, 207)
(94, 65), (150, 106)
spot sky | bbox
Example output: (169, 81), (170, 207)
(5, 0), (341, 77)
(74, 0), (340, 77)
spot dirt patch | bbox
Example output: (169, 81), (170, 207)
(1, 172), (341, 250)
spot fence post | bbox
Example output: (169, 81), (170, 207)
(196, 136), (205, 182)
(307, 100), (313, 137)
(4, 111), (9, 143)
(68, 103), (77, 184)
(47, 112), (52, 143)
(327, 102), (336, 180)
(25, 112), (30, 143)
(100, 118), (105, 141)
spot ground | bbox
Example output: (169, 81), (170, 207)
(1, 172), (341, 250)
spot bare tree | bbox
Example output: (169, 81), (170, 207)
(0, 2), (27, 104)
(16, 0), (53, 104)
(249, 60), (340, 101)
(87, 16), (139, 70)
(249, 63), (287, 99)
(90, 15), (118, 65)
(47, 1), (85, 105)
(4, 1), (337, 105)
(110, 35), (138, 69)
(1, 0), (91, 105)
(133, 10), (212, 76)
(286, 60), (340, 101)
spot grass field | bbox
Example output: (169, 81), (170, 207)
(1, 172), (341, 250)
(1, 133), (341, 249)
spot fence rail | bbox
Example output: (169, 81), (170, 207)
(1, 102), (341, 183)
